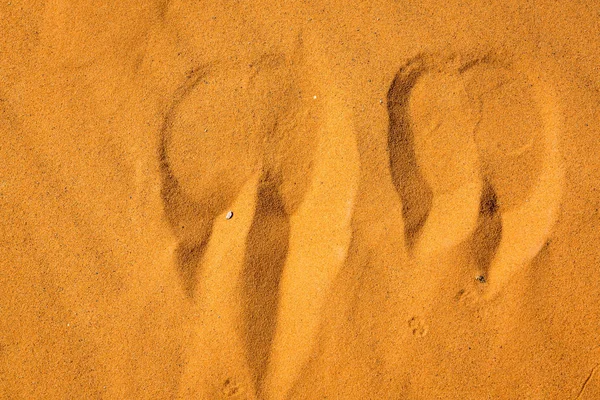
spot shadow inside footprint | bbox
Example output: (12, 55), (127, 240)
(160, 164), (214, 297)
(241, 180), (290, 390)
(386, 57), (433, 249)
(471, 180), (503, 279)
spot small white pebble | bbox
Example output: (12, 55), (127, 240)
(226, 211), (233, 220)
(313, 95), (317, 100)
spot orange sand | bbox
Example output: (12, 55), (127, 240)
(1, 1), (600, 399)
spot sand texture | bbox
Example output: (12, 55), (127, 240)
(1, 1), (600, 399)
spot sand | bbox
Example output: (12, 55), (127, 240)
(1, 1), (600, 399)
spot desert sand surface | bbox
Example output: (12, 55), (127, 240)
(1, 0), (600, 398)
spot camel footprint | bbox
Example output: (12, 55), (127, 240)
(160, 50), (359, 399)
(387, 53), (564, 299)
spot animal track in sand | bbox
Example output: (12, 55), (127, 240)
(159, 54), (306, 296)
(159, 55), (308, 398)
(387, 52), (564, 299)
(408, 316), (429, 338)
(221, 378), (242, 397)
(159, 50), (359, 400)
(159, 47), (563, 398)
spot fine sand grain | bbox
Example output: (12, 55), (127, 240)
(1, 1), (600, 399)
